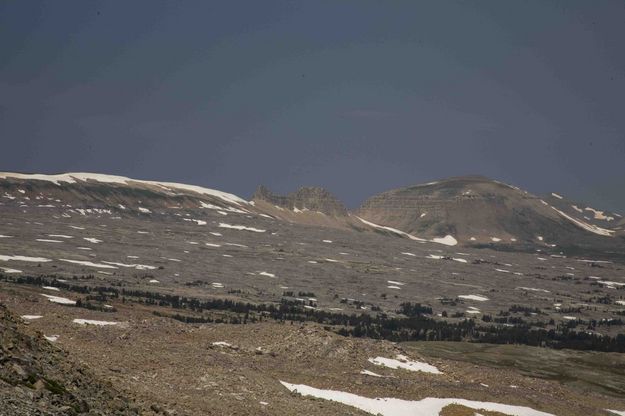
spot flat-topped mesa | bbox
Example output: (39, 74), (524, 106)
(252, 185), (348, 216)
(357, 175), (619, 247)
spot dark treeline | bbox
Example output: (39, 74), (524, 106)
(2, 273), (625, 353)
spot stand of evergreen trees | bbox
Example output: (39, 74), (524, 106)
(2, 273), (624, 353)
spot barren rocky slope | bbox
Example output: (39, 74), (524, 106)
(253, 185), (348, 216)
(0, 303), (137, 415)
(357, 176), (624, 253)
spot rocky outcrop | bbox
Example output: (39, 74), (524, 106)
(0, 303), (138, 415)
(253, 185), (348, 216)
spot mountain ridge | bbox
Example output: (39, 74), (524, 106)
(1, 171), (622, 250)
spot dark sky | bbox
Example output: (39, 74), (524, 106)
(1, 1), (624, 211)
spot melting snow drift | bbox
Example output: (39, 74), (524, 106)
(368, 354), (441, 374)
(280, 381), (554, 416)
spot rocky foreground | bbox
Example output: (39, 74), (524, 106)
(0, 303), (138, 416)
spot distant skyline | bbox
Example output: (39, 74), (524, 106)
(1, 1), (624, 211)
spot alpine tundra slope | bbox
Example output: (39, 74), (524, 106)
(1, 172), (624, 415)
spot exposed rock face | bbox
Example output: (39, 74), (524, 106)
(357, 176), (620, 248)
(0, 303), (137, 415)
(253, 185), (348, 216)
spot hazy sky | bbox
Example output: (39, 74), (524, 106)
(1, 1), (624, 211)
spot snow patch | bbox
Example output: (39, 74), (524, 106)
(59, 259), (118, 269)
(551, 207), (614, 236)
(458, 295), (489, 302)
(0, 255), (52, 263)
(516, 287), (550, 293)
(102, 261), (156, 270)
(73, 319), (120, 326)
(368, 354), (441, 374)
(41, 294), (76, 305)
(184, 218), (207, 225)
(432, 235), (458, 246)
(356, 217), (426, 241)
(584, 207), (614, 221)
(360, 370), (385, 377)
(280, 381), (554, 416)
(21, 315), (43, 320)
(218, 223), (266, 233)
(0, 172), (249, 205)
(0, 266), (22, 273)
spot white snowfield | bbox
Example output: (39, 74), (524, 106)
(280, 381), (554, 416)
(102, 261), (156, 270)
(183, 218), (207, 225)
(83, 237), (102, 243)
(41, 294), (76, 305)
(218, 223), (266, 233)
(516, 287), (550, 293)
(200, 201), (248, 214)
(598, 280), (625, 287)
(431, 235), (458, 246)
(0, 267), (22, 273)
(356, 217), (458, 246)
(368, 355), (441, 374)
(550, 206), (614, 236)
(21, 315), (43, 320)
(458, 295), (489, 302)
(58, 259), (118, 269)
(0, 255), (52, 263)
(584, 207), (615, 221)
(425, 254), (467, 263)
(356, 217), (426, 241)
(0, 172), (248, 206)
(607, 410), (625, 416)
(73, 319), (121, 326)
(360, 369), (386, 377)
